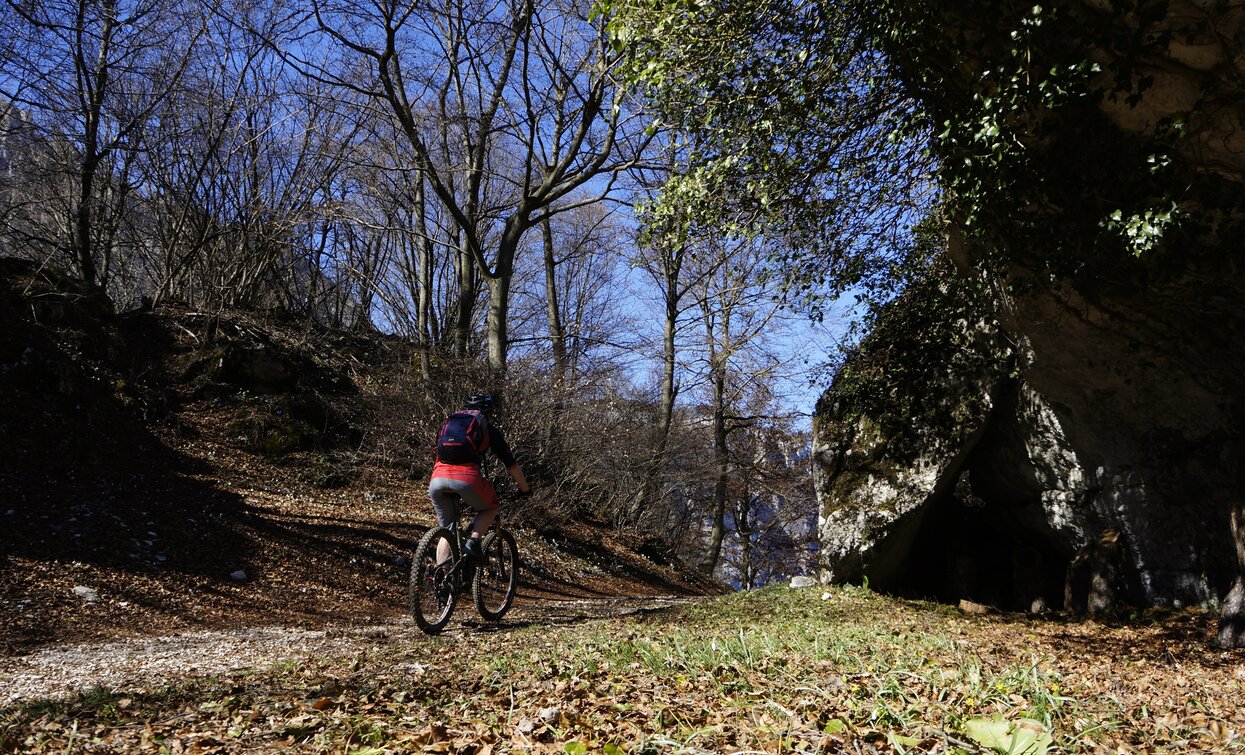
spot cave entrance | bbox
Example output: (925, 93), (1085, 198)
(865, 383), (1076, 611)
(880, 474), (1071, 611)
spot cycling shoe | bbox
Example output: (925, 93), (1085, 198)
(463, 537), (485, 563)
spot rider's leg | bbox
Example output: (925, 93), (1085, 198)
(469, 508), (498, 541)
(427, 480), (466, 564)
(429, 477), (495, 559)
(467, 480), (502, 543)
(463, 494), (500, 560)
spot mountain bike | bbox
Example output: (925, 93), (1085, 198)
(409, 496), (520, 634)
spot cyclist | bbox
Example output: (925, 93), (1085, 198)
(428, 394), (530, 562)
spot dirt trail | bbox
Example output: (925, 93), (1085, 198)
(0, 594), (695, 706)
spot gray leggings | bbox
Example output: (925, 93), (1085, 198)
(428, 477), (493, 529)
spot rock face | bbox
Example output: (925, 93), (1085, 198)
(816, 0), (1245, 611)
(815, 254), (1245, 610)
(992, 253), (1245, 608)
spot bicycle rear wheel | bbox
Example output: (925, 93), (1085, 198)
(473, 529), (518, 622)
(410, 527), (459, 634)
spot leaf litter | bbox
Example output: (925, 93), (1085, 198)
(4, 585), (1244, 753)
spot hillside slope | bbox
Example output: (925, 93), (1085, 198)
(0, 259), (718, 654)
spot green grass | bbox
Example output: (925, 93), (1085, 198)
(594, 588), (1068, 734)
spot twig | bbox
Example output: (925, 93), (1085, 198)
(171, 321), (200, 344)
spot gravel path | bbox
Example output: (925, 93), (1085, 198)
(0, 596), (693, 706)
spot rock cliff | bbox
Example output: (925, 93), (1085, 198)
(815, 249), (1245, 609)
(816, 0), (1245, 611)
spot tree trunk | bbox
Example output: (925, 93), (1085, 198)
(413, 178), (433, 385)
(71, 0), (118, 289)
(74, 161), (99, 287)
(542, 218), (567, 383)
(1218, 502), (1245, 648)
(700, 360), (729, 575)
(628, 248), (682, 527)
(737, 495), (754, 589)
(540, 217), (568, 458)
(485, 273), (511, 377)
(453, 232), (475, 358)
(657, 286), (679, 455)
(485, 222), (525, 376)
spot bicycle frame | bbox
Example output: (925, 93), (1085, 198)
(437, 494), (507, 585)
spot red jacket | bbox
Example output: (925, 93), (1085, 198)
(430, 418), (516, 506)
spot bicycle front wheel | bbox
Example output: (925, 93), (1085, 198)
(473, 529), (518, 622)
(410, 527), (459, 634)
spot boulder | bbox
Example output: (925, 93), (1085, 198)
(824, 0), (1245, 614)
(179, 343), (297, 393)
(815, 253), (1245, 610)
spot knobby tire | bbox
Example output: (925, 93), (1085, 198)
(473, 529), (518, 622)
(411, 527), (459, 634)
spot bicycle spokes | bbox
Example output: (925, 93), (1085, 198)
(414, 525), (518, 631)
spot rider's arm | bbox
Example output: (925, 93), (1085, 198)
(508, 463), (530, 494)
(487, 424), (516, 466)
(488, 425), (530, 493)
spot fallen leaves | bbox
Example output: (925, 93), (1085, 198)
(4, 587), (1244, 754)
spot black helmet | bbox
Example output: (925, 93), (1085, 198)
(464, 393), (494, 414)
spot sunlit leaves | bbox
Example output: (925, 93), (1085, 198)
(600, 0), (935, 317)
(963, 715), (1054, 754)
(1104, 203), (1181, 256)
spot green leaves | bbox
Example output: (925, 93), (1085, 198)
(963, 716), (1054, 755)
(605, 0), (933, 315)
(1103, 203), (1181, 256)
(823, 718), (849, 734)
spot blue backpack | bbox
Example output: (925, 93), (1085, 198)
(435, 410), (490, 463)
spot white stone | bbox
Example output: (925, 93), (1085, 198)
(789, 576), (818, 588)
(73, 586), (100, 604)
(230, 570), (248, 581)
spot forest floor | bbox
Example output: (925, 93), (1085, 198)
(0, 364), (716, 657)
(3, 585), (1244, 753)
(0, 259), (719, 659)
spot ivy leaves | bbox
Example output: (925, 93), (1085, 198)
(874, 0), (1210, 270)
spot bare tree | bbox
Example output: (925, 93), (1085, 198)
(1, 0), (209, 290)
(619, 140), (730, 529)
(690, 238), (791, 575)
(721, 408), (816, 588)
(290, 0), (652, 376)
(523, 202), (623, 381)
(147, 55), (359, 314)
